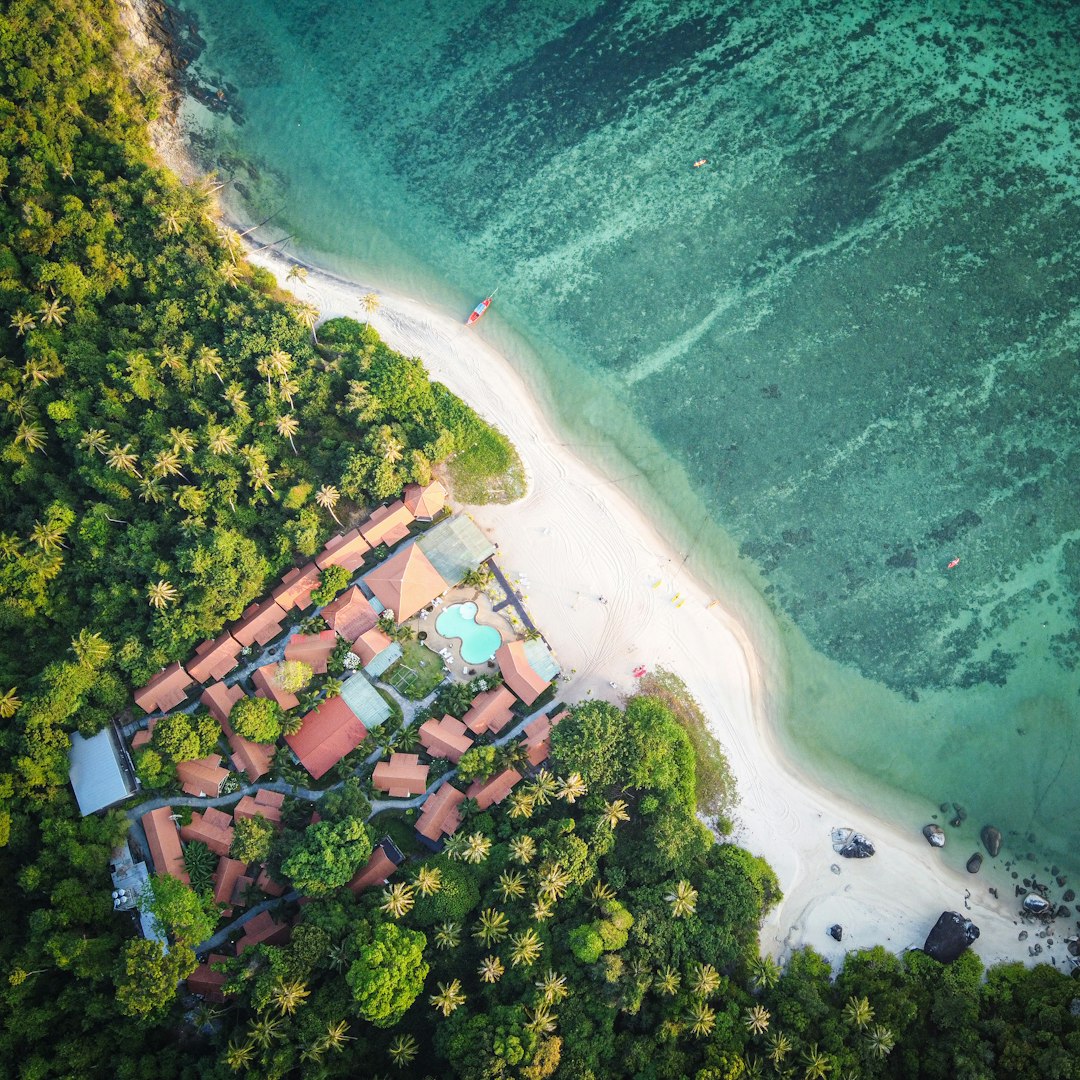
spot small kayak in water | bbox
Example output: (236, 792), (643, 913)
(467, 288), (498, 324)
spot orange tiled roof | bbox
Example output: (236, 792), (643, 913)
(237, 910), (291, 954)
(271, 562), (321, 612)
(234, 788), (284, 826)
(213, 856), (248, 910)
(321, 586), (379, 641)
(418, 714), (473, 763)
(284, 629), (338, 674)
(372, 753), (430, 798)
(186, 953), (229, 1002)
(131, 715), (157, 752)
(256, 866), (287, 897)
(316, 528), (370, 573)
(181, 807), (235, 857)
(134, 662), (195, 714)
(462, 685), (517, 736)
(466, 768), (523, 810)
(142, 806), (189, 883)
(202, 682), (273, 782)
(415, 783), (466, 843)
(186, 630), (244, 685)
(231, 598), (288, 647)
(496, 641), (550, 705)
(176, 755), (229, 798)
(522, 709), (567, 767)
(201, 681), (244, 725)
(252, 662), (300, 711)
(352, 625), (394, 666)
(359, 500), (415, 548)
(348, 847), (398, 893)
(285, 695), (367, 780)
(403, 480), (447, 520)
(366, 543), (447, 623)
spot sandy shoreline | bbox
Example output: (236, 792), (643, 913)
(238, 242), (1065, 972)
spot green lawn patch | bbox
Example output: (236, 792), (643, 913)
(382, 640), (446, 700)
(435, 386), (526, 504)
(368, 809), (423, 858)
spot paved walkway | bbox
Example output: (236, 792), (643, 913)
(487, 557), (536, 634)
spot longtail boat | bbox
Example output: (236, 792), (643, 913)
(467, 288), (498, 325)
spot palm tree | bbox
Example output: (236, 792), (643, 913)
(656, 966), (681, 996)
(278, 375), (301, 407)
(169, 427), (198, 456)
(473, 908), (510, 947)
(497, 741), (531, 775)
(29, 520), (65, 552)
(161, 208), (183, 235)
(221, 261), (243, 288)
(509, 835), (537, 865)
(801, 1044), (832, 1079)
(414, 865), (442, 896)
(151, 449), (185, 480)
(443, 833), (470, 861)
(298, 1041), (324, 1065)
(666, 879), (698, 918)
(106, 442), (141, 478)
(0, 688), (20, 718)
(749, 954), (782, 992)
(139, 479), (165, 504)
(78, 428), (109, 455)
(556, 772), (587, 803)
(524, 1004), (558, 1035)
(296, 301), (320, 343)
(506, 790), (535, 820)
(271, 978), (310, 1015)
(742, 1055), (766, 1080)
(602, 798), (631, 829)
(528, 769), (558, 806)
(688, 1001), (716, 1038)
(224, 1039), (255, 1072)
(587, 880), (616, 908)
(380, 882), (416, 919)
(223, 383), (248, 416)
(23, 358), (54, 385)
(38, 297), (69, 328)
(195, 346), (225, 383)
(247, 1013), (284, 1049)
(767, 1031), (793, 1067)
(434, 921), (462, 950)
(327, 941), (350, 973)
(147, 579), (179, 610)
(509, 928), (543, 968)
(496, 869), (527, 902)
(745, 1004), (771, 1035)
(9, 311), (35, 336)
(287, 264), (308, 286)
(360, 291), (380, 313)
(537, 863), (571, 901)
(14, 421), (47, 455)
(320, 1019), (354, 1053)
(430, 979), (466, 1017)
(691, 963), (721, 999)
(387, 1033), (418, 1069)
(478, 954), (504, 983)
(843, 995), (874, 1029)
(72, 630), (110, 666)
(462, 832), (492, 864)
(535, 969), (569, 1005)
(315, 484), (343, 526)
(208, 425), (237, 456)
(531, 897), (555, 922)
(275, 413), (300, 453)
(864, 1024), (895, 1059)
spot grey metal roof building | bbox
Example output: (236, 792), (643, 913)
(415, 515), (495, 586)
(340, 671), (392, 730)
(68, 727), (135, 815)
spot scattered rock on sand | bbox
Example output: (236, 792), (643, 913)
(981, 825), (1002, 857)
(829, 924), (843, 942)
(1063, 889), (1075, 903)
(923, 824), (946, 847)
(924, 911), (980, 963)
(967, 853), (983, 874)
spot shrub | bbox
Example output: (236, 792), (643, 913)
(231, 696), (286, 743)
(311, 564), (350, 606)
(410, 856), (480, 926)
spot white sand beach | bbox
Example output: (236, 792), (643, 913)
(247, 245), (1059, 972)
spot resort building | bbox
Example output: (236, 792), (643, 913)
(521, 709), (566, 767)
(414, 513), (495, 587)
(339, 672), (392, 731)
(252, 662), (300, 712)
(175, 755), (229, 798)
(359, 499), (415, 548)
(321, 586), (379, 641)
(495, 639), (560, 706)
(348, 837), (405, 894)
(372, 753), (430, 798)
(236, 910), (291, 954)
(203, 681), (273, 782)
(230, 597), (288, 648)
(365, 543), (448, 623)
(68, 727), (135, 815)
(418, 714), (473, 763)
(352, 625), (402, 677)
(186, 954), (229, 1003)
(186, 630), (244, 685)
(134, 662), (196, 714)
(233, 788), (285, 827)
(141, 806), (188, 883)
(181, 807), (235, 856)
(284, 629), (338, 674)
(256, 866), (287, 897)
(271, 562), (321, 612)
(403, 479), (447, 521)
(316, 528), (371, 573)
(212, 856), (252, 915)
(201, 680), (245, 725)
(130, 716), (156, 751)
(462, 685), (517, 736)
(466, 768), (523, 810)
(285, 695), (367, 780)
(415, 782), (467, 848)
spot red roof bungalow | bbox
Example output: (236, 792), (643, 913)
(142, 806), (188, 883)
(256, 866), (287, 897)
(186, 953), (230, 1003)
(462, 685), (517, 736)
(353, 625), (394, 667)
(213, 856), (252, 915)
(321, 586), (379, 641)
(231, 598), (288, 648)
(403, 479), (447, 521)
(466, 768), (523, 810)
(285, 695), (367, 780)
(134, 662), (196, 715)
(252, 662), (300, 711)
(495, 641), (550, 706)
(521, 709), (566, 767)
(372, 753), (430, 798)
(202, 681), (273, 782)
(271, 562), (321, 612)
(186, 630), (244, 685)
(130, 715), (157, 752)
(237, 910), (291, 954)
(418, 714), (473, 763)
(233, 788), (285, 827)
(176, 755), (229, 798)
(359, 499), (414, 548)
(284, 629), (338, 674)
(181, 807), (235, 857)
(348, 838), (405, 894)
(415, 782), (467, 846)
(366, 543), (447, 624)
(316, 528), (370, 573)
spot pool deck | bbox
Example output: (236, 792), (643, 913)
(417, 584), (515, 678)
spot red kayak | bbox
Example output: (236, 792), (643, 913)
(467, 287), (498, 324)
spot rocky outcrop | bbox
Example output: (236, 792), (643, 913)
(923, 824), (946, 848)
(924, 911), (980, 963)
(840, 833), (875, 859)
(828, 924), (843, 941)
(966, 853), (982, 874)
(981, 825), (1002, 857)
(1022, 893), (1051, 915)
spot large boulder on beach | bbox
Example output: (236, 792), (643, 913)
(966, 853), (983, 874)
(828, 924), (843, 941)
(1023, 893), (1052, 915)
(981, 825), (1002, 857)
(924, 911), (980, 963)
(839, 833), (876, 859)
(923, 824), (946, 848)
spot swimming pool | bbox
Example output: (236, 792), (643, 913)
(435, 602), (502, 665)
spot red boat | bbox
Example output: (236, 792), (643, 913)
(467, 287), (498, 324)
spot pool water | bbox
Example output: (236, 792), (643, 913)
(436, 602), (502, 665)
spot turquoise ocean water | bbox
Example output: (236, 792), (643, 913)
(174, 0), (1080, 884)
